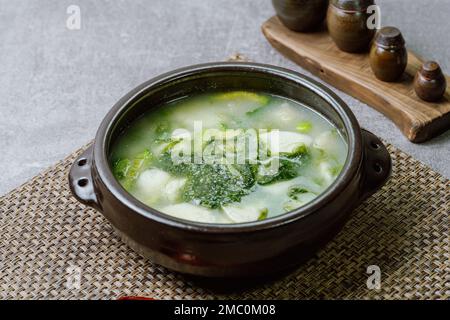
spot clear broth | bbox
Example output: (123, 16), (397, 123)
(110, 91), (348, 224)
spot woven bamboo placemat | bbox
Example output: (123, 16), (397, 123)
(0, 141), (448, 300)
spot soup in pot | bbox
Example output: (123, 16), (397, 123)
(110, 91), (348, 224)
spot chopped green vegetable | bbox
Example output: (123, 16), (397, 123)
(283, 144), (308, 158)
(113, 159), (131, 180)
(311, 147), (342, 177)
(258, 208), (269, 221)
(162, 139), (182, 153)
(219, 122), (229, 130)
(246, 108), (262, 117)
(246, 104), (271, 117)
(296, 121), (312, 133)
(212, 91), (270, 106)
(283, 200), (301, 212)
(312, 177), (325, 187)
(330, 164), (344, 176)
(113, 149), (153, 190)
(288, 186), (309, 200)
(153, 120), (173, 143)
(155, 121), (170, 135)
(206, 91), (272, 117)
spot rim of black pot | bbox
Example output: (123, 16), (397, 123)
(94, 62), (363, 234)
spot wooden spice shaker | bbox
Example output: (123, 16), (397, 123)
(414, 61), (447, 102)
(327, 0), (376, 53)
(272, 0), (329, 32)
(369, 27), (408, 82)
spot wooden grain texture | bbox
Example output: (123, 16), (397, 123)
(262, 16), (450, 143)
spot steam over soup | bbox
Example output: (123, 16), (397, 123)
(110, 91), (348, 224)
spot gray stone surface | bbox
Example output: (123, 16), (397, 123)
(1, 0), (449, 196)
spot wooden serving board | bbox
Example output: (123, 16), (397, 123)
(262, 16), (450, 143)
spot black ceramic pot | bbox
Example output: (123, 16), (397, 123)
(327, 0), (376, 53)
(272, 0), (329, 32)
(69, 62), (391, 278)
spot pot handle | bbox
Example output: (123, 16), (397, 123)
(359, 129), (392, 201)
(68, 145), (101, 211)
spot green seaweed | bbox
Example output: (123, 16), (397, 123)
(181, 163), (256, 209)
(157, 145), (256, 209)
(255, 145), (310, 185)
(157, 151), (193, 177)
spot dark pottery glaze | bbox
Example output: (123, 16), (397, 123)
(327, 0), (376, 53)
(414, 61), (447, 102)
(272, 0), (329, 32)
(370, 27), (407, 82)
(69, 63), (391, 278)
